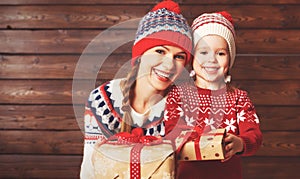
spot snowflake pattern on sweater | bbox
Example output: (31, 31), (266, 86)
(165, 84), (262, 156)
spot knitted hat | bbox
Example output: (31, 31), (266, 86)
(191, 11), (236, 68)
(131, 0), (193, 66)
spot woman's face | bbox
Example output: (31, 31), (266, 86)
(193, 35), (230, 88)
(137, 45), (187, 91)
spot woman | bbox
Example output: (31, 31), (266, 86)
(80, 0), (193, 178)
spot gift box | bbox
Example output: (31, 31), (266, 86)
(92, 129), (175, 179)
(176, 128), (226, 161)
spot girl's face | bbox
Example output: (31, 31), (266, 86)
(193, 35), (230, 89)
(137, 45), (187, 92)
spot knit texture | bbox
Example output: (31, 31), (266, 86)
(132, 0), (192, 65)
(192, 11), (236, 68)
(84, 79), (166, 140)
(80, 79), (168, 178)
(164, 84), (262, 179)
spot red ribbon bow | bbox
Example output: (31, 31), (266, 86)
(105, 128), (162, 179)
(175, 125), (210, 157)
(177, 125), (208, 141)
(176, 126), (225, 160)
(113, 127), (162, 145)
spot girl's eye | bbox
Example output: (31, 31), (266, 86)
(155, 49), (165, 54)
(199, 51), (207, 55)
(217, 51), (227, 56)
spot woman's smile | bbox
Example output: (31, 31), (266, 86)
(152, 68), (173, 82)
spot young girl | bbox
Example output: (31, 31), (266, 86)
(164, 11), (263, 179)
(80, 0), (193, 178)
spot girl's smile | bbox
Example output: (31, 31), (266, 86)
(193, 35), (230, 90)
(201, 66), (220, 73)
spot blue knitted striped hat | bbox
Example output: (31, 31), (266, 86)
(131, 0), (192, 65)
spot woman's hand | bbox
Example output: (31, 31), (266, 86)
(221, 133), (244, 162)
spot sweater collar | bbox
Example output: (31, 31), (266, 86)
(109, 78), (166, 123)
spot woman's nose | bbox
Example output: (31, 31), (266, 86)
(162, 54), (174, 69)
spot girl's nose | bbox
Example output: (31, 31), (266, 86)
(207, 53), (217, 63)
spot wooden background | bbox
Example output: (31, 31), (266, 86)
(0, 0), (299, 178)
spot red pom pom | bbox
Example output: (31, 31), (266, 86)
(217, 11), (233, 25)
(151, 0), (181, 14)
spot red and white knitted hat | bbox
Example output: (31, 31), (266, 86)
(192, 11), (236, 68)
(131, 0), (192, 66)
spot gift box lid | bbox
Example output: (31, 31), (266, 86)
(96, 142), (174, 163)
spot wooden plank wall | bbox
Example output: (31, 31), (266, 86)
(0, 0), (299, 178)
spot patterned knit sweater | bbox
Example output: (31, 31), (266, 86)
(80, 78), (167, 179)
(164, 84), (262, 179)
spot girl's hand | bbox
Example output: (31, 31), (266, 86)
(221, 133), (244, 162)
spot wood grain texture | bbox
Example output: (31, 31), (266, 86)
(0, 79), (102, 105)
(231, 55), (300, 80)
(231, 80), (300, 106)
(256, 106), (300, 131)
(0, 130), (298, 156)
(0, 1), (299, 179)
(0, 105), (83, 130)
(0, 130), (83, 155)
(1, 55), (299, 80)
(0, 0), (299, 5)
(0, 155), (82, 179)
(0, 5), (299, 29)
(242, 157), (300, 179)
(0, 155), (299, 179)
(0, 54), (129, 80)
(255, 131), (300, 156)
(0, 80), (299, 105)
(1, 105), (299, 131)
(0, 105), (299, 131)
(1, 30), (300, 54)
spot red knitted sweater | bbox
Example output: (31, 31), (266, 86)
(164, 84), (263, 179)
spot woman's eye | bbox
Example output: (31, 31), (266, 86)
(155, 49), (165, 54)
(174, 55), (186, 61)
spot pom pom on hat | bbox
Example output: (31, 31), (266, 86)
(217, 11), (233, 24)
(151, 0), (181, 14)
(192, 11), (236, 68)
(131, 0), (192, 66)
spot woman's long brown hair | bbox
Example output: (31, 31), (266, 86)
(120, 58), (140, 133)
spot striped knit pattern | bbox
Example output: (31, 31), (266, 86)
(192, 13), (235, 38)
(135, 8), (192, 45)
(131, 1), (193, 65)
